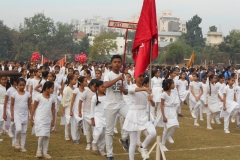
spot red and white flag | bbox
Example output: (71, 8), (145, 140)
(132, 0), (158, 79)
(41, 56), (52, 65)
(57, 56), (66, 67)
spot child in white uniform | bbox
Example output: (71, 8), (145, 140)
(69, 77), (87, 144)
(236, 78), (240, 127)
(151, 70), (162, 117)
(61, 75), (76, 140)
(10, 78), (31, 152)
(91, 80), (107, 156)
(189, 73), (203, 126)
(206, 74), (222, 129)
(30, 69), (42, 103)
(31, 81), (55, 159)
(155, 79), (179, 152)
(0, 75), (7, 141)
(221, 76), (240, 133)
(79, 79), (97, 150)
(177, 72), (189, 116)
(123, 73), (156, 160)
(3, 77), (18, 144)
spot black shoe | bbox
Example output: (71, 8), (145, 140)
(178, 113), (183, 117)
(106, 157), (114, 160)
(119, 139), (129, 152)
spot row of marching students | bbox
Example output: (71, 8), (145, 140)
(189, 72), (240, 134)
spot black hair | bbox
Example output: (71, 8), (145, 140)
(179, 72), (186, 79)
(95, 70), (102, 75)
(218, 74), (225, 79)
(48, 72), (56, 81)
(209, 74), (215, 96)
(95, 80), (104, 106)
(77, 76), (85, 87)
(20, 68), (27, 74)
(85, 70), (91, 76)
(110, 55), (122, 62)
(192, 73), (199, 78)
(39, 71), (49, 84)
(68, 67), (74, 72)
(202, 74), (207, 79)
(41, 81), (54, 93)
(66, 74), (75, 86)
(143, 77), (149, 85)
(54, 65), (60, 70)
(152, 70), (160, 77)
(163, 79), (174, 91)
(27, 69), (35, 79)
(17, 78), (26, 85)
(73, 70), (79, 75)
(10, 76), (19, 85)
(88, 79), (98, 88)
(81, 65), (88, 71)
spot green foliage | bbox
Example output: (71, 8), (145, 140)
(182, 15), (205, 48)
(164, 42), (184, 64)
(219, 30), (240, 53)
(89, 32), (117, 61)
(209, 26), (217, 32)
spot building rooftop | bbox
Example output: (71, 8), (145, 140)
(73, 32), (86, 39)
(159, 42), (171, 48)
(159, 32), (182, 36)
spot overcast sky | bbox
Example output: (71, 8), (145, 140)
(0, 0), (239, 36)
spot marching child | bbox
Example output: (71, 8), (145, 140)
(91, 80), (107, 156)
(61, 75), (76, 140)
(189, 73), (203, 126)
(206, 74), (222, 129)
(26, 69), (35, 92)
(151, 70), (162, 117)
(123, 73), (156, 160)
(155, 79), (179, 152)
(3, 77), (18, 143)
(69, 77), (87, 144)
(31, 81), (55, 159)
(35, 71), (49, 93)
(221, 76), (240, 133)
(10, 78), (31, 152)
(177, 72), (189, 117)
(79, 79), (98, 150)
(0, 75), (7, 141)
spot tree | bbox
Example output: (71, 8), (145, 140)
(0, 21), (14, 59)
(79, 36), (90, 54)
(89, 32), (118, 61)
(209, 26), (217, 32)
(181, 15), (205, 49)
(218, 30), (240, 53)
(164, 43), (184, 64)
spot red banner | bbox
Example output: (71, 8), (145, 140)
(42, 56), (52, 65)
(57, 57), (66, 67)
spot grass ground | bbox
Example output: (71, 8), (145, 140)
(1, 104), (240, 160)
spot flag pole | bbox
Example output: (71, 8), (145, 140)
(148, 38), (153, 121)
(41, 55), (43, 65)
(122, 29), (129, 85)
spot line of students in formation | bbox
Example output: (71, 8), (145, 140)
(0, 55), (240, 160)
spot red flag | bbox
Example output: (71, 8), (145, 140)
(132, 0), (158, 79)
(57, 57), (66, 67)
(42, 56), (52, 65)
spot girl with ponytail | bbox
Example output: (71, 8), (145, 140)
(91, 80), (106, 156)
(69, 76), (87, 144)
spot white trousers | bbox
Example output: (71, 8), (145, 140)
(37, 136), (50, 154)
(52, 100), (60, 130)
(83, 118), (92, 143)
(0, 120), (3, 134)
(15, 122), (28, 148)
(114, 114), (124, 131)
(65, 124), (70, 138)
(105, 104), (129, 157)
(224, 108), (239, 131)
(129, 123), (156, 160)
(92, 127), (106, 152)
(162, 125), (179, 146)
(71, 118), (81, 141)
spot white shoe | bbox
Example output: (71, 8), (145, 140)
(162, 145), (169, 152)
(8, 129), (14, 138)
(92, 143), (98, 151)
(98, 150), (107, 156)
(216, 121), (222, 125)
(191, 111), (196, 118)
(65, 137), (70, 141)
(168, 136), (174, 143)
(138, 147), (149, 159)
(200, 118), (204, 121)
(14, 143), (21, 149)
(86, 144), (91, 150)
(194, 123), (200, 126)
(211, 119), (215, 124)
(21, 148), (27, 152)
(114, 128), (118, 134)
(225, 130), (230, 134)
(207, 126), (213, 130)
(43, 154), (52, 159)
(231, 117), (236, 123)
(36, 151), (42, 158)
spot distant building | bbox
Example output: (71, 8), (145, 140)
(206, 32), (223, 46)
(158, 10), (187, 33)
(127, 10), (187, 33)
(71, 16), (125, 36)
(73, 31), (87, 42)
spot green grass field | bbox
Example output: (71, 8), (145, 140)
(1, 104), (240, 160)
